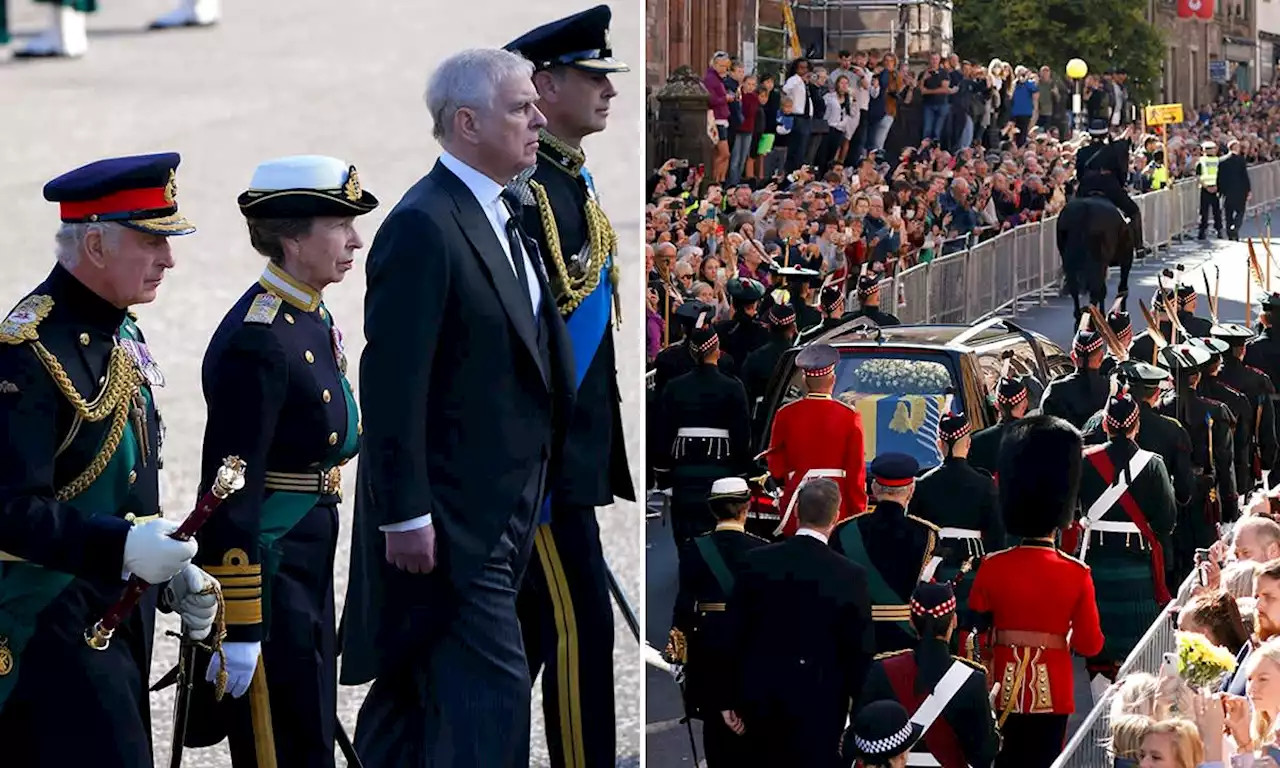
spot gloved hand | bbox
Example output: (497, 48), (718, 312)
(123, 518), (197, 584)
(205, 640), (260, 699)
(165, 565), (218, 641)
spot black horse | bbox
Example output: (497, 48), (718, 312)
(1056, 194), (1135, 323)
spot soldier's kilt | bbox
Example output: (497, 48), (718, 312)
(1089, 550), (1162, 664)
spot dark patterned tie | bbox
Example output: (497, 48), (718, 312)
(499, 191), (534, 318)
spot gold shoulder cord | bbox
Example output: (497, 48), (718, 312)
(28, 343), (141, 501)
(529, 179), (620, 320)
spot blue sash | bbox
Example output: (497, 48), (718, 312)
(540, 166), (613, 524)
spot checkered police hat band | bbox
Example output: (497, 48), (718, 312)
(854, 721), (916, 756)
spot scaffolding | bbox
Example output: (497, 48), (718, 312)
(754, 0), (954, 76)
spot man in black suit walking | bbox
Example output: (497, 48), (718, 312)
(340, 47), (575, 768)
(714, 477), (876, 768)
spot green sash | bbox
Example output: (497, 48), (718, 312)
(0, 326), (146, 708)
(837, 521), (918, 639)
(694, 536), (735, 598)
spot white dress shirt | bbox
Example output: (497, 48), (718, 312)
(795, 527), (830, 545)
(379, 151), (543, 536)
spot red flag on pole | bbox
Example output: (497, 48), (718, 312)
(1195, 0), (1215, 19)
(1176, 0), (1195, 17)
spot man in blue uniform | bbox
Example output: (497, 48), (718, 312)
(178, 156), (376, 767)
(504, 10), (636, 766)
(0, 154), (219, 765)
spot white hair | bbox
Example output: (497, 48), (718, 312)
(710, 51), (730, 68)
(425, 48), (535, 141)
(54, 221), (123, 269)
(871, 480), (912, 500)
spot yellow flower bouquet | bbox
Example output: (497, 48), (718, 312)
(1175, 631), (1238, 689)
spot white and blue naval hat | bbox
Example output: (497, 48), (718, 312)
(237, 155), (379, 219)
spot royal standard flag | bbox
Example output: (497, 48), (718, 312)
(850, 394), (948, 471)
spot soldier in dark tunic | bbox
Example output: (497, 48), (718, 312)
(1041, 318), (1108, 430)
(1194, 336), (1252, 495)
(857, 582), (1001, 768)
(1098, 299), (1134, 380)
(798, 283), (853, 344)
(740, 302), (799, 421)
(664, 477), (768, 767)
(774, 267), (823, 331)
(0, 153), (218, 765)
(1157, 342), (1237, 580)
(908, 394), (1003, 659)
(655, 324), (753, 550)
(1216, 321), (1279, 489)
(1130, 287), (1181, 367)
(1069, 383), (1176, 696)
(714, 277), (769, 378)
(1173, 279), (1215, 339)
(652, 301), (738, 398)
(969, 367), (1031, 475)
(1245, 295), (1280, 480)
(831, 453), (939, 656)
(844, 271), (901, 326)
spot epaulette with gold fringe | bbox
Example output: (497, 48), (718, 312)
(953, 655), (986, 671)
(907, 514), (941, 533)
(874, 648), (912, 661)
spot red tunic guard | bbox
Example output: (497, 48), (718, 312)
(767, 392), (868, 536)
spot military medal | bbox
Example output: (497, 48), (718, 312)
(120, 338), (166, 388)
(0, 636), (12, 676)
(331, 326), (347, 374)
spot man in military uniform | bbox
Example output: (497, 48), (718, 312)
(1081, 360), (1195, 515)
(969, 367), (1030, 475)
(1157, 342), (1237, 579)
(857, 582), (1001, 768)
(1246, 294), (1280, 417)
(1216, 322), (1279, 489)
(652, 302), (738, 398)
(1194, 336), (1252, 496)
(0, 154), (219, 764)
(665, 477), (768, 766)
(774, 267), (823, 331)
(175, 156), (375, 767)
(1069, 384), (1177, 698)
(655, 323), (752, 551)
(1098, 299), (1134, 380)
(1041, 317), (1109, 430)
(741, 302), (798, 421)
(766, 344), (867, 536)
(502, 13), (636, 765)
(1196, 140), (1224, 240)
(844, 269), (901, 326)
(968, 415), (1104, 767)
(907, 395), (1003, 657)
(831, 453), (939, 656)
(714, 277), (769, 377)
(1074, 119), (1145, 255)
(1129, 287), (1181, 366)
(1173, 279), (1214, 338)
(798, 282), (852, 344)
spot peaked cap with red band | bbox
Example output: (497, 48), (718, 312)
(44, 152), (195, 236)
(871, 452), (918, 487)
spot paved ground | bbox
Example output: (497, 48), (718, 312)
(3, 2), (644, 765)
(643, 205), (1280, 766)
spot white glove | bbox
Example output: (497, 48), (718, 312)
(123, 519), (196, 584)
(165, 565), (218, 641)
(205, 640), (260, 699)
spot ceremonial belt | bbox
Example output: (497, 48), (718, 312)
(1079, 448), (1154, 562)
(777, 468), (847, 536)
(263, 467), (342, 497)
(993, 629), (1068, 650)
(904, 660), (979, 768)
(676, 427), (731, 439)
(938, 527), (981, 540)
(0, 513), (163, 563)
(1083, 448), (1173, 604)
(1087, 520), (1142, 535)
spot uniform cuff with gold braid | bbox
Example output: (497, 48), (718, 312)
(205, 548), (262, 629)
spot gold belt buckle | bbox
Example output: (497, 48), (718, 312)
(321, 466), (342, 497)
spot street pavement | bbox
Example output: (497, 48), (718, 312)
(643, 205), (1280, 766)
(3, 2), (645, 766)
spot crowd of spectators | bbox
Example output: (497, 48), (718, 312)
(645, 48), (1280, 365)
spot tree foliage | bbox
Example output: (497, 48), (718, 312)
(953, 0), (1165, 102)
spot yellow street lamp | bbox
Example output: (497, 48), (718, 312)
(1066, 58), (1089, 135)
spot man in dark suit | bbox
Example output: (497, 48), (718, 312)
(502, 9), (635, 767)
(1218, 139), (1251, 241)
(340, 47), (574, 768)
(714, 477), (875, 768)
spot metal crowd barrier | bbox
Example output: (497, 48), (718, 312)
(875, 162), (1280, 325)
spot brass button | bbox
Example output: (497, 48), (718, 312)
(322, 389), (331, 403)
(328, 432), (338, 445)
(284, 313), (295, 324)
(79, 333), (90, 346)
(128, 470), (137, 484)
(305, 350), (314, 364)
(124, 512), (137, 523)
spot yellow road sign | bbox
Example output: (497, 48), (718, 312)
(1145, 103), (1185, 126)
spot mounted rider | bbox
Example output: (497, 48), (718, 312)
(1075, 118), (1145, 258)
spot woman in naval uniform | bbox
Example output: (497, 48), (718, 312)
(180, 155), (377, 767)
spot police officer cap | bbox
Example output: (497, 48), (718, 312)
(504, 5), (629, 74)
(43, 152), (196, 236)
(1088, 119), (1110, 136)
(1211, 323), (1256, 345)
(938, 386), (969, 442)
(238, 156), (379, 219)
(726, 277), (766, 302)
(821, 284), (844, 312)
(846, 701), (922, 762)
(871, 453), (918, 487)
(1201, 140), (1217, 150)
(767, 302), (797, 327)
(910, 581), (957, 619)
(796, 344), (839, 377)
(708, 477), (751, 502)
